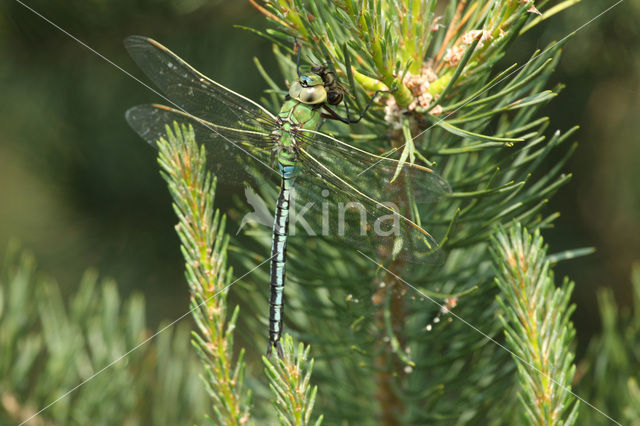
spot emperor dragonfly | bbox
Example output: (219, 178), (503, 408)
(124, 36), (450, 358)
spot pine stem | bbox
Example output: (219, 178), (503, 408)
(373, 271), (407, 425)
(157, 124), (251, 424)
(372, 125), (415, 424)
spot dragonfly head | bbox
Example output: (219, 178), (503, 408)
(289, 73), (327, 105)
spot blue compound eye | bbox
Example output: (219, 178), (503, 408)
(300, 75), (313, 87)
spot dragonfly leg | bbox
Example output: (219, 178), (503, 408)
(294, 39), (303, 78)
(323, 87), (397, 124)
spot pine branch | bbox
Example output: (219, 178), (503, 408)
(245, 0), (580, 423)
(0, 243), (208, 425)
(491, 224), (579, 425)
(155, 123), (252, 425)
(263, 335), (323, 426)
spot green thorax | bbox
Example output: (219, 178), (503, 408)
(275, 98), (322, 165)
(278, 98), (322, 133)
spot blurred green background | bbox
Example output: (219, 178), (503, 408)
(0, 0), (638, 354)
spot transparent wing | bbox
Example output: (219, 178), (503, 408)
(126, 104), (278, 183)
(124, 36), (282, 182)
(125, 35), (277, 129)
(290, 129), (451, 264)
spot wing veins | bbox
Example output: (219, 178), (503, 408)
(298, 146), (434, 241)
(127, 36), (278, 122)
(299, 129), (437, 173)
(142, 104), (277, 175)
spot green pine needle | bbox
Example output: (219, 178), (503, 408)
(491, 224), (580, 425)
(263, 335), (323, 426)
(156, 123), (253, 425)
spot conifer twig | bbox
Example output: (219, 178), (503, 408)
(0, 245), (208, 425)
(247, 0), (582, 423)
(492, 224), (580, 425)
(156, 123), (251, 425)
(263, 335), (323, 426)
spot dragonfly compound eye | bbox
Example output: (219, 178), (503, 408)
(289, 80), (327, 105)
(300, 86), (327, 104)
(299, 75), (312, 87)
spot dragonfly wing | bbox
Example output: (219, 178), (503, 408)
(291, 129), (451, 263)
(298, 129), (451, 200)
(126, 104), (278, 183)
(125, 35), (277, 132)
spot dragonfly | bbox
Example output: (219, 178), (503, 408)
(124, 36), (451, 358)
